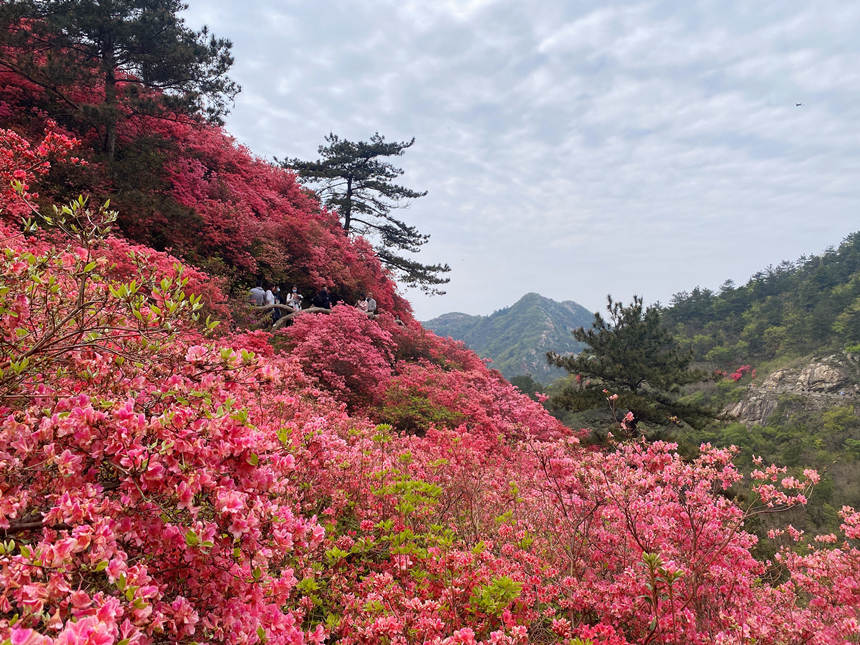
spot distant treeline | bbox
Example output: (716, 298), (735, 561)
(663, 231), (860, 365)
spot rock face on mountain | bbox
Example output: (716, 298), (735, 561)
(726, 353), (859, 426)
(423, 293), (594, 383)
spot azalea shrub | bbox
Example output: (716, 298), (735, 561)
(0, 124), (81, 222)
(377, 361), (567, 441)
(283, 305), (397, 410)
(0, 211), (333, 643)
(386, 319), (486, 372)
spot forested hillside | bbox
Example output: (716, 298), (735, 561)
(662, 237), (860, 538)
(1, 3), (858, 644)
(663, 232), (860, 365)
(423, 293), (593, 381)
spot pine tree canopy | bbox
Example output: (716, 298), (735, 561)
(548, 295), (718, 429)
(0, 0), (239, 158)
(282, 132), (451, 295)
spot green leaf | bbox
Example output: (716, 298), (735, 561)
(325, 547), (349, 565)
(296, 577), (319, 594)
(185, 529), (200, 547)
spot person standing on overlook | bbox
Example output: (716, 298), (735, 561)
(312, 286), (331, 309)
(263, 283), (276, 326)
(271, 285), (282, 323)
(286, 286), (303, 310)
(249, 281), (265, 306)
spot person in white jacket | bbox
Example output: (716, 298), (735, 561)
(286, 286), (303, 310)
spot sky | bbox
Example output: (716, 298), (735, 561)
(183, 0), (860, 321)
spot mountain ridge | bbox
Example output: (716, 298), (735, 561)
(423, 292), (594, 382)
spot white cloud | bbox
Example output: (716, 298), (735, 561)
(399, 0), (500, 23)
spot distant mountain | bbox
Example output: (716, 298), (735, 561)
(423, 293), (594, 383)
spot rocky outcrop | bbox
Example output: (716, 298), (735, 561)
(726, 353), (859, 426)
(760, 355), (858, 394)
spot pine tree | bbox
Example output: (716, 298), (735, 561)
(283, 133), (450, 294)
(0, 0), (239, 159)
(548, 295), (718, 429)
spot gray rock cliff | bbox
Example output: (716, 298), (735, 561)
(726, 353), (859, 426)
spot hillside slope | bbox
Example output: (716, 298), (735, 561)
(423, 292), (593, 382)
(663, 231), (860, 365)
(2, 187), (855, 641)
(0, 64), (411, 322)
(658, 238), (860, 535)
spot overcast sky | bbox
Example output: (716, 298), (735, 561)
(184, 1), (860, 321)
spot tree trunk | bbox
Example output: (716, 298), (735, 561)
(102, 36), (117, 161)
(343, 175), (352, 232)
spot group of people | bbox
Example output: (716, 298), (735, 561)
(249, 284), (303, 309)
(355, 293), (378, 315)
(248, 282), (377, 325)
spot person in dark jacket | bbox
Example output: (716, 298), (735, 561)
(312, 286), (332, 309)
(271, 286), (282, 324)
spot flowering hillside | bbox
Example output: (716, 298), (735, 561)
(1, 127), (858, 644)
(0, 67), (410, 320)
